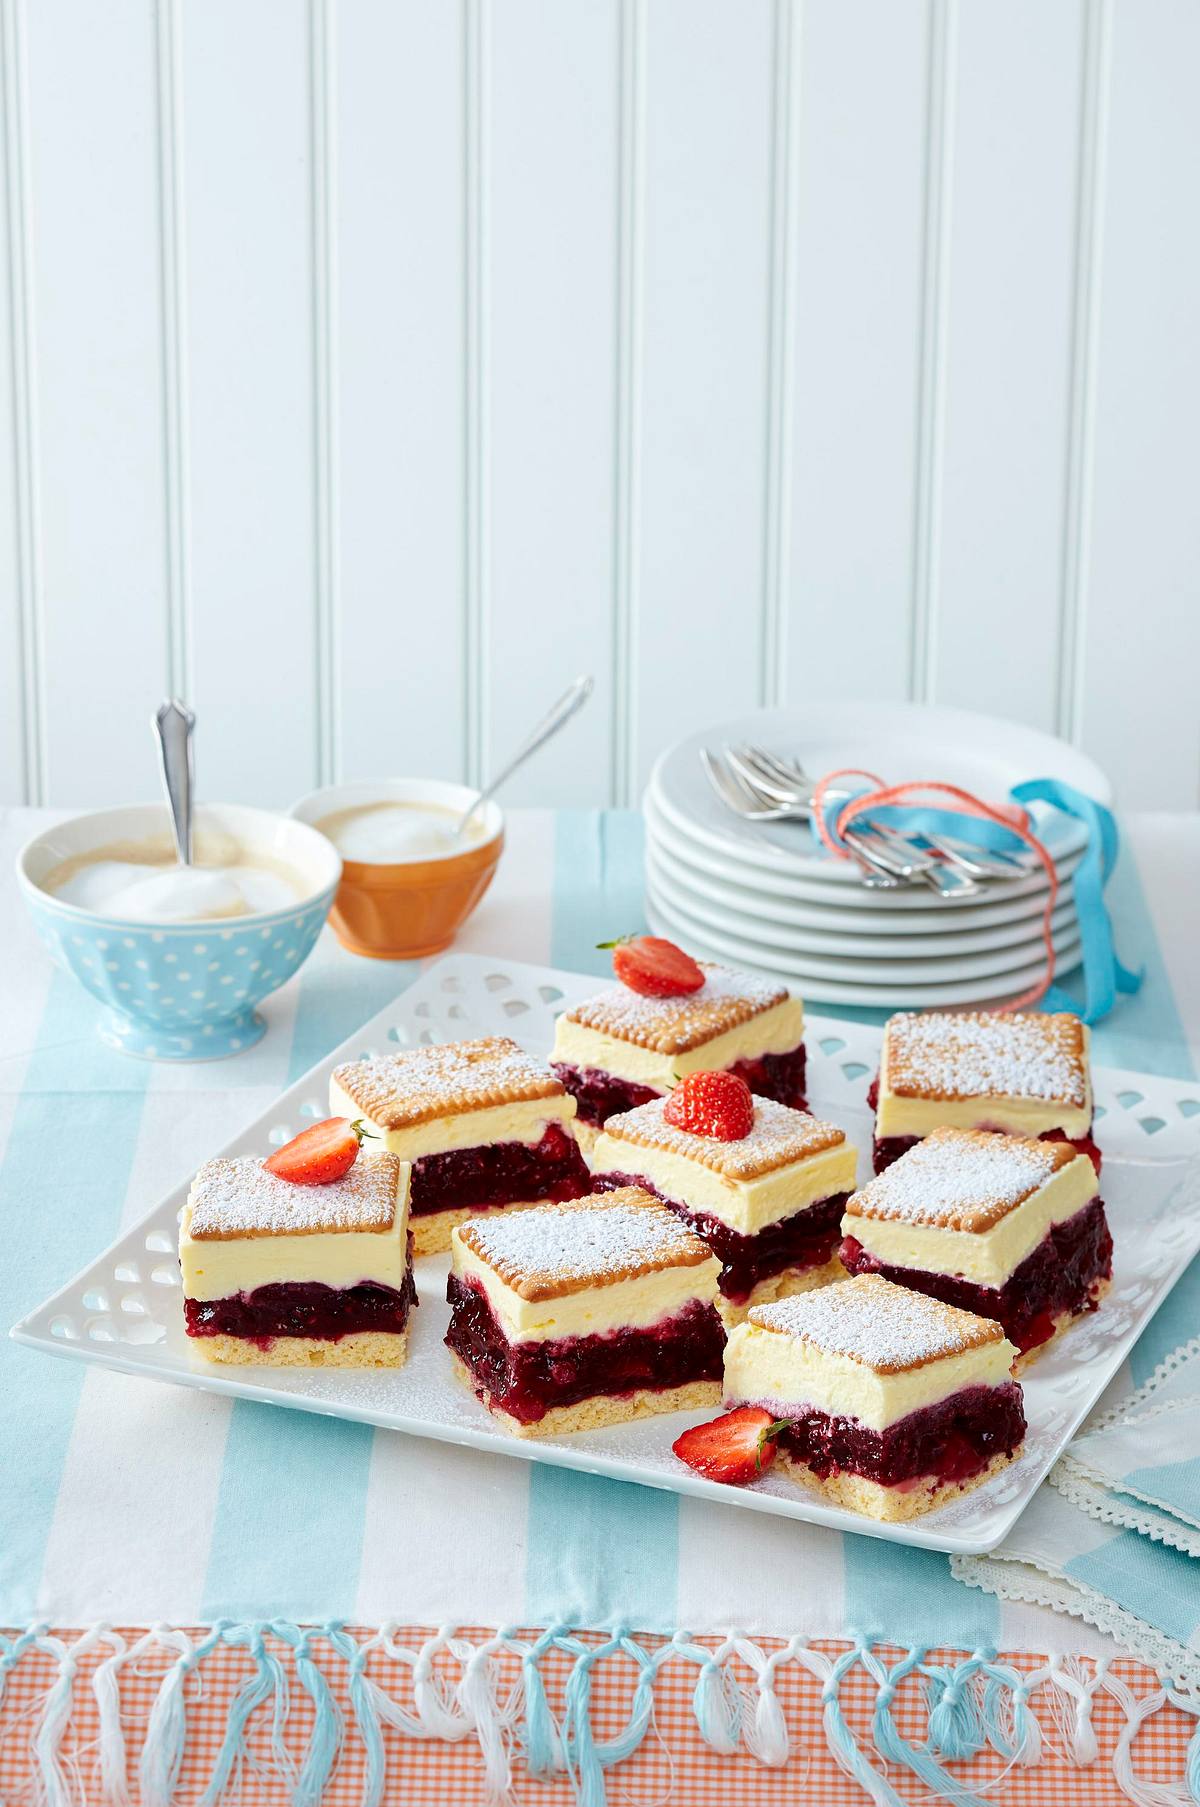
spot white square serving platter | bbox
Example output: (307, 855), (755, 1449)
(13, 952), (1200, 1556)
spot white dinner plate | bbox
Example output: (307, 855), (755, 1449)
(646, 853), (1081, 976)
(644, 789), (1084, 921)
(646, 878), (1083, 998)
(649, 700), (1108, 889)
(14, 954), (1200, 1559)
(645, 897), (1082, 1006)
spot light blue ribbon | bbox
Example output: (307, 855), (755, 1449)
(812, 777), (1142, 1025)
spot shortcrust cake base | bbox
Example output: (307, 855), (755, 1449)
(777, 1446), (1018, 1523)
(412, 1197), (560, 1258)
(190, 1328), (410, 1369)
(717, 1256), (845, 1329)
(451, 1353), (720, 1439)
(1013, 1277), (1112, 1374)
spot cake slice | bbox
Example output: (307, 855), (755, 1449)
(591, 1092), (857, 1321)
(870, 1010), (1098, 1173)
(551, 962), (806, 1152)
(180, 1152), (416, 1366)
(840, 1127), (1111, 1364)
(329, 1036), (590, 1255)
(723, 1273), (1024, 1521)
(445, 1187), (724, 1436)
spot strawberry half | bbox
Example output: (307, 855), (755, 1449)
(664, 1070), (754, 1141)
(672, 1407), (787, 1487)
(264, 1117), (376, 1185)
(597, 934), (705, 998)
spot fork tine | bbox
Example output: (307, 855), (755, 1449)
(744, 744), (810, 786)
(726, 747), (807, 809)
(701, 748), (776, 817)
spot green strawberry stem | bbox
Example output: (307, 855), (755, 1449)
(756, 1419), (793, 1472)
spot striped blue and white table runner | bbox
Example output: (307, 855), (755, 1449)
(1, 807), (1197, 1658)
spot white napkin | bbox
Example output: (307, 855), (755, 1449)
(954, 1340), (1200, 1689)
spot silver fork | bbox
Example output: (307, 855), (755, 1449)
(731, 744), (983, 898)
(740, 744), (1026, 880)
(728, 749), (942, 880)
(700, 749), (903, 888)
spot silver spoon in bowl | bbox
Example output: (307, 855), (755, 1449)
(153, 697), (196, 865)
(452, 675), (594, 842)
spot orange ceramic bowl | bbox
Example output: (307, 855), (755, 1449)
(290, 779), (504, 960)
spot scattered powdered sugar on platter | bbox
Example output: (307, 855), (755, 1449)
(333, 1035), (561, 1128)
(564, 963), (790, 1053)
(884, 1010), (1089, 1106)
(750, 1273), (1002, 1371)
(187, 1154), (400, 1239)
(604, 1093), (843, 1178)
(847, 1127), (1070, 1231)
(458, 1190), (714, 1298)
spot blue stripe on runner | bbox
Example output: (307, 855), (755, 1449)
(200, 935), (417, 1619)
(841, 1537), (1001, 1651)
(200, 1401), (377, 1620)
(1088, 836), (1196, 1080)
(286, 933), (421, 1085)
(0, 974), (149, 1620)
(1091, 838), (1200, 1384)
(1065, 1529), (1199, 1646)
(524, 811), (682, 1632)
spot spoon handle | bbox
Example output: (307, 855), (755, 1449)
(455, 675), (594, 835)
(153, 698), (196, 865)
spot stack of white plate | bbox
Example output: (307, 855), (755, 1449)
(644, 702), (1108, 1009)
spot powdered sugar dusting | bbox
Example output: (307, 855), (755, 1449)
(564, 963), (791, 1054)
(188, 1153), (401, 1240)
(884, 1011), (1089, 1107)
(333, 1036), (563, 1130)
(750, 1273), (1002, 1372)
(456, 1189), (715, 1300)
(604, 1093), (843, 1179)
(847, 1128), (1077, 1232)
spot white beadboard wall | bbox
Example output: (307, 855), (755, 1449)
(1, 0), (1198, 813)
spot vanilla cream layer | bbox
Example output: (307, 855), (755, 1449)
(846, 1155), (1098, 1287)
(875, 1026), (1093, 1139)
(452, 1238), (720, 1344)
(552, 996), (804, 1092)
(590, 1133), (857, 1235)
(180, 1172), (411, 1302)
(723, 1318), (1017, 1431)
(327, 1080), (576, 1161)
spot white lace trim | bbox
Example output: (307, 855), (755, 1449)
(1086, 1335), (1200, 1433)
(1051, 1458), (1200, 1550)
(950, 1552), (1200, 1698)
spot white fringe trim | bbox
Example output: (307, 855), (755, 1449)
(2, 1622), (1200, 1807)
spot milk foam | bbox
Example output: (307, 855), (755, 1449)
(44, 834), (305, 923)
(317, 801), (485, 863)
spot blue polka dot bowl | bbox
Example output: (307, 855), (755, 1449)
(17, 803), (341, 1060)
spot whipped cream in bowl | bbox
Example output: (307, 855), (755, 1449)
(291, 778), (504, 959)
(315, 800), (490, 865)
(18, 803), (342, 1059)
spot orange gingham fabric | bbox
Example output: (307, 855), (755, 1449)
(0, 1627), (1193, 1805)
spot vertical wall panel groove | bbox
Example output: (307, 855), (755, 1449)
(1057, 0), (1111, 749)
(611, 0), (644, 806)
(908, 0), (955, 706)
(155, 0), (191, 706)
(760, 0), (801, 710)
(1, 0), (44, 804)
(463, 0), (489, 789)
(310, 0), (339, 784)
